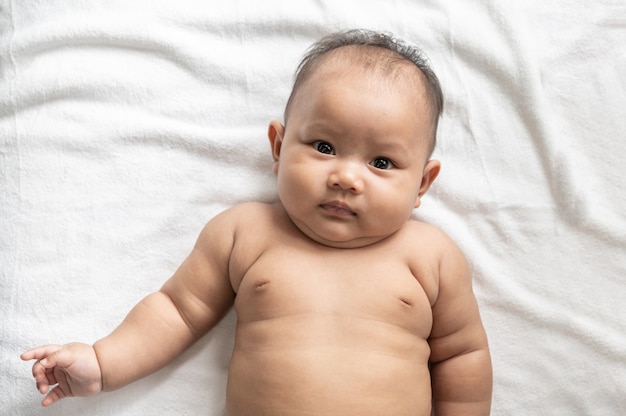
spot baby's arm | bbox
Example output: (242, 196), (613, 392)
(428, 239), (492, 415)
(21, 209), (236, 405)
(93, 211), (235, 391)
(20, 343), (102, 406)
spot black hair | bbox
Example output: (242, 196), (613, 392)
(284, 29), (444, 152)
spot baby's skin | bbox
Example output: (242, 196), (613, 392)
(224, 202), (487, 415)
(22, 38), (492, 415)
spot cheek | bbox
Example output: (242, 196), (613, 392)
(370, 179), (419, 215)
(276, 159), (316, 196)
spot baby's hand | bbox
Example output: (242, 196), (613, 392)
(21, 343), (102, 406)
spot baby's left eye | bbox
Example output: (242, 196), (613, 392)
(371, 157), (394, 170)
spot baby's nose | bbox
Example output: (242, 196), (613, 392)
(328, 161), (364, 194)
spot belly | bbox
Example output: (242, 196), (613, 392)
(225, 315), (432, 416)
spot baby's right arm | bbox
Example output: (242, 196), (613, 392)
(21, 208), (238, 406)
(20, 342), (102, 406)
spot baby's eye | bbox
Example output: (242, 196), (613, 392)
(313, 141), (334, 155)
(371, 157), (394, 170)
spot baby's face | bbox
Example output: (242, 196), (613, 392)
(269, 60), (438, 248)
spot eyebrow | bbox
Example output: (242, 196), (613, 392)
(301, 120), (341, 135)
(368, 140), (412, 159)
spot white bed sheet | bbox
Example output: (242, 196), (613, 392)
(2, 1), (625, 415)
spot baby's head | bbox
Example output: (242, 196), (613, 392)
(269, 29), (444, 248)
(284, 29), (444, 156)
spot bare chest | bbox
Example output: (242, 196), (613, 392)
(233, 245), (434, 338)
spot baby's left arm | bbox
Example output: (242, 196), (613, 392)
(428, 239), (492, 416)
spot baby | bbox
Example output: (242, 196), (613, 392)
(22, 29), (492, 415)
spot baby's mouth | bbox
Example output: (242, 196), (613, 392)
(320, 201), (356, 217)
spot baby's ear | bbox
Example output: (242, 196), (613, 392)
(414, 159), (441, 208)
(267, 121), (285, 174)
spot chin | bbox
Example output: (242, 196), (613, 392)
(306, 230), (392, 249)
(287, 211), (394, 249)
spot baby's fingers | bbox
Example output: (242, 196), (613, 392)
(20, 344), (62, 362)
(32, 362), (55, 394)
(21, 346), (58, 394)
(41, 385), (67, 407)
(22, 342), (100, 405)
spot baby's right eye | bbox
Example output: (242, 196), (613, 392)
(313, 141), (335, 155)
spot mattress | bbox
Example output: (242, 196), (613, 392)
(2, 1), (625, 414)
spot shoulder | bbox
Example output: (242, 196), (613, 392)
(198, 201), (293, 248)
(400, 219), (462, 259)
(211, 201), (273, 218)
(401, 218), (449, 240)
(202, 201), (276, 229)
(193, 202), (273, 247)
(399, 219), (470, 299)
(209, 202), (287, 291)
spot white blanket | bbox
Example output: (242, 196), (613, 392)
(2, 1), (625, 415)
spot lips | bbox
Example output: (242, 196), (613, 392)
(320, 201), (356, 217)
